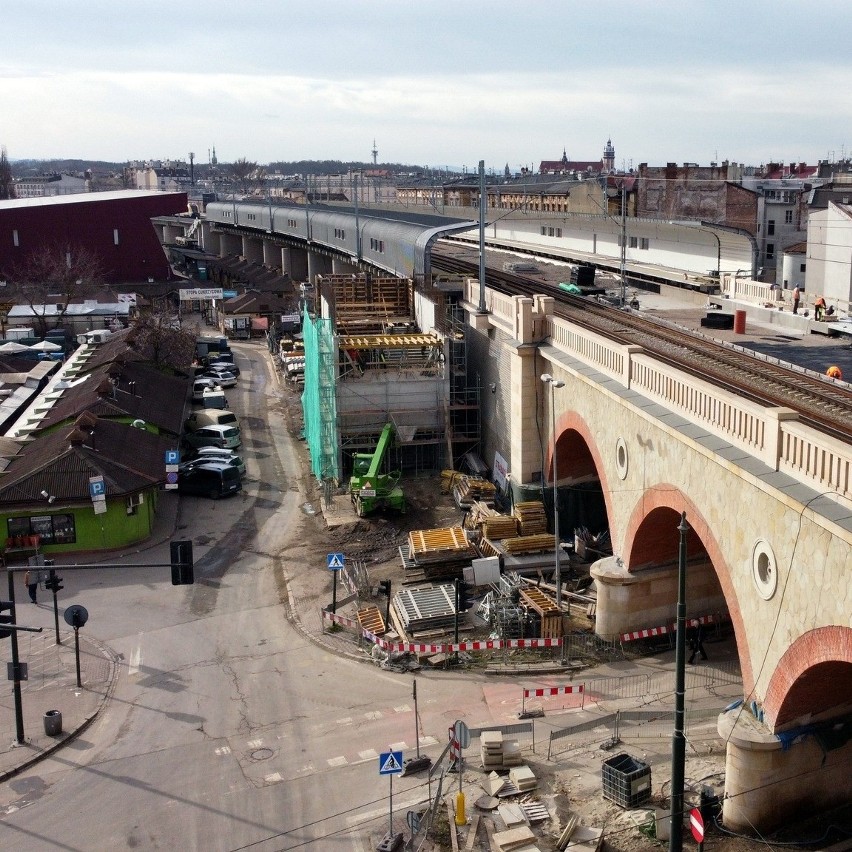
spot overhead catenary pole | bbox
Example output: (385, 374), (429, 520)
(478, 159), (487, 314)
(620, 180), (627, 306)
(541, 373), (566, 657)
(669, 512), (690, 852)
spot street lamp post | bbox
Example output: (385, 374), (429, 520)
(541, 373), (566, 639)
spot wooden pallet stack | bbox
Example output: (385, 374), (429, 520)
(514, 501), (549, 536)
(501, 533), (556, 556)
(356, 605), (386, 635)
(452, 475), (497, 508)
(406, 527), (479, 580)
(519, 585), (563, 637)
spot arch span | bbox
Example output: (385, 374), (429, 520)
(763, 626), (852, 731)
(623, 484), (754, 693)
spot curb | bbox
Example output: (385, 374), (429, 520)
(0, 634), (121, 783)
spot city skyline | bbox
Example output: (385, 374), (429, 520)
(3, 0), (851, 171)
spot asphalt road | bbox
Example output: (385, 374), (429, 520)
(0, 341), (523, 851)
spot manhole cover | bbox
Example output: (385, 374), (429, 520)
(251, 748), (274, 761)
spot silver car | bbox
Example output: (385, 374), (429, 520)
(191, 447), (247, 477)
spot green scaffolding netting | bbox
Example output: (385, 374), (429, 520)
(301, 307), (339, 483)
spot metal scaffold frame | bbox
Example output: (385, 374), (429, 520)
(302, 307), (340, 483)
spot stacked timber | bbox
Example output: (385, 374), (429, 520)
(357, 605), (386, 636)
(519, 585), (563, 638)
(452, 475), (497, 508)
(514, 501), (548, 536)
(482, 515), (519, 540)
(501, 534), (556, 555)
(408, 527), (478, 564)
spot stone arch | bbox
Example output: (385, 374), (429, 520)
(543, 409), (616, 539)
(623, 484), (754, 694)
(763, 626), (852, 732)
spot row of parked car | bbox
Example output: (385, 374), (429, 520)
(178, 351), (245, 499)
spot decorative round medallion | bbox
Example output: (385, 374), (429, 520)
(615, 437), (629, 480)
(751, 539), (778, 600)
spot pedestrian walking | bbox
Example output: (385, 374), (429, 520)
(688, 624), (708, 664)
(792, 286), (800, 314)
(24, 569), (38, 604)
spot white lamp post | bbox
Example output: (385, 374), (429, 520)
(541, 373), (566, 627)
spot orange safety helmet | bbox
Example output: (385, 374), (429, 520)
(826, 365), (843, 379)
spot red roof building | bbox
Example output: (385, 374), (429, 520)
(0, 190), (187, 284)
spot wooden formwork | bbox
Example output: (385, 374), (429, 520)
(520, 585), (563, 638)
(408, 526), (478, 565)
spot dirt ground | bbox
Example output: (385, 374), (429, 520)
(277, 376), (851, 852)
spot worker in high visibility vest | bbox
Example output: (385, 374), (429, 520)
(826, 365), (843, 380)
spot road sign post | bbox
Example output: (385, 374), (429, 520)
(327, 553), (344, 613)
(453, 720), (470, 826)
(378, 748), (404, 851)
(690, 807), (705, 849)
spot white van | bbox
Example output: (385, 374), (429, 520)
(185, 409), (239, 432)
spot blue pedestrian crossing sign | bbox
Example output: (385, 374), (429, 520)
(378, 750), (403, 775)
(327, 552), (345, 570)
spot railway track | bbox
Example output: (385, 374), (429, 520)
(433, 250), (852, 442)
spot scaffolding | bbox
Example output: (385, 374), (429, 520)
(446, 302), (481, 467)
(302, 306), (339, 483)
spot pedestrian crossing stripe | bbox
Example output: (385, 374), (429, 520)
(378, 750), (403, 775)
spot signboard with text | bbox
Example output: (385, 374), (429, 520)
(179, 288), (224, 301)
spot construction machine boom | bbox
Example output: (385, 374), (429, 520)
(349, 423), (406, 517)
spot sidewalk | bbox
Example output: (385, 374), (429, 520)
(0, 490), (181, 781)
(0, 629), (117, 782)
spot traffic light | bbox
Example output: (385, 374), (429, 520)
(170, 539), (195, 585)
(457, 581), (471, 613)
(0, 600), (13, 640)
(44, 569), (64, 594)
(378, 579), (392, 598)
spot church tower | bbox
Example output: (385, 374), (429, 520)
(603, 138), (615, 172)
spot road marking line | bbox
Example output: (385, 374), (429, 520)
(389, 741), (407, 751)
(264, 772), (283, 783)
(336, 717), (353, 725)
(419, 736), (438, 746)
(327, 756), (348, 767)
(393, 704), (412, 713)
(247, 738), (264, 748)
(128, 643), (141, 676)
(364, 711), (383, 720)
(215, 746), (231, 756)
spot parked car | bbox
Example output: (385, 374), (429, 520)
(191, 447), (247, 477)
(183, 424), (242, 450)
(202, 368), (236, 388)
(207, 354), (240, 376)
(201, 387), (229, 409)
(192, 377), (221, 402)
(177, 461), (242, 499)
(185, 409), (239, 432)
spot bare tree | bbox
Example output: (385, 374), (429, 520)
(127, 311), (197, 373)
(3, 242), (104, 337)
(0, 146), (14, 200)
(229, 157), (259, 195)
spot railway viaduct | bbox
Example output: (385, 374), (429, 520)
(163, 207), (851, 833)
(467, 280), (851, 832)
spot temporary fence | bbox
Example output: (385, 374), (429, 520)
(547, 707), (729, 759)
(320, 608), (728, 660)
(619, 612), (725, 643)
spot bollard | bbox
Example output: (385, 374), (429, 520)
(455, 791), (466, 826)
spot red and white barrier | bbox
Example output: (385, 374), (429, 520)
(620, 613), (724, 643)
(523, 685), (584, 698)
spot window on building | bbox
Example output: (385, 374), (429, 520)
(113, 229), (120, 246)
(767, 220), (775, 236)
(640, 238), (650, 250)
(629, 236), (638, 248)
(785, 210), (793, 224)
(766, 243), (775, 259)
(800, 263), (806, 273)
(8, 513), (76, 545)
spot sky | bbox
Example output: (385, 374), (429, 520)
(3, 0), (852, 172)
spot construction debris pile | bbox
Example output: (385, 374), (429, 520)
(400, 526), (478, 582)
